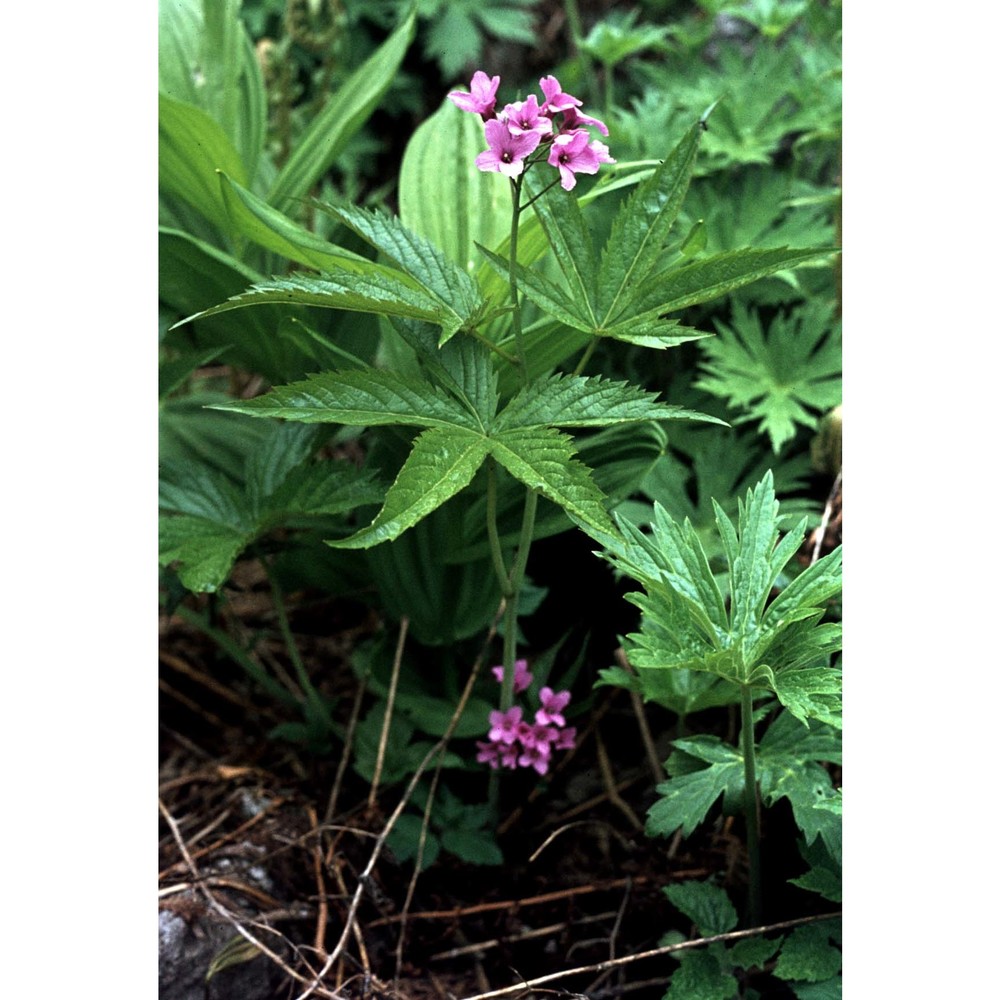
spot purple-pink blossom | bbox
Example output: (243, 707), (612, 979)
(547, 131), (615, 191)
(475, 118), (541, 179)
(448, 71), (500, 118)
(502, 95), (553, 137)
(478, 673), (576, 774)
(450, 70), (613, 190)
(536, 687), (572, 726)
(492, 658), (533, 694)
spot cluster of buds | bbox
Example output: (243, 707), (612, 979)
(476, 659), (577, 775)
(448, 71), (615, 191)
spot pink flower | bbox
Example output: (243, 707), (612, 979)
(539, 75), (582, 115)
(476, 740), (500, 768)
(518, 740), (552, 776)
(554, 726), (577, 751)
(475, 119), (541, 178)
(491, 658), (533, 694)
(560, 104), (609, 137)
(547, 131), (616, 190)
(488, 705), (525, 744)
(448, 71), (501, 118)
(502, 95), (553, 136)
(521, 723), (558, 749)
(536, 687), (571, 726)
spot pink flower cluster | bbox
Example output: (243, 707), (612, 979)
(448, 72), (615, 191)
(476, 659), (577, 775)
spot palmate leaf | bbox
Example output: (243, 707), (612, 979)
(697, 300), (842, 453)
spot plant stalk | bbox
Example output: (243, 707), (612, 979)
(740, 683), (762, 926)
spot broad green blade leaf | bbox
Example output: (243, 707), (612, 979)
(773, 921), (842, 984)
(218, 172), (374, 273)
(614, 246), (833, 324)
(477, 244), (595, 333)
(321, 203), (483, 323)
(399, 97), (509, 275)
(159, 346), (228, 399)
(331, 427), (491, 548)
(176, 270), (456, 334)
(599, 316), (711, 349)
(159, 462), (250, 527)
(497, 374), (723, 431)
(159, 95), (248, 233)
(597, 121), (703, 320)
(524, 170), (597, 317)
(665, 949), (738, 1000)
(489, 426), (619, 542)
(269, 461), (384, 518)
(267, 9), (416, 211)
(159, 0), (203, 107)
(213, 369), (475, 429)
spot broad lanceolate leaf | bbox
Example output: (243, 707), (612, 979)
(212, 369), (479, 430)
(330, 427), (491, 549)
(266, 8), (416, 211)
(496, 373), (725, 431)
(319, 203), (485, 339)
(597, 120), (703, 321)
(159, 96), (248, 234)
(662, 880), (738, 936)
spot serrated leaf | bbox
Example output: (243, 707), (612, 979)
(267, 9), (416, 210)
(159, 516), (249, 594)
(617, 247), (833, 324)
(697, 300), (841, 452)
(772, 667), (842, 729)
(664, 948), (738, 1000)
(489, 426), (619, 543)
(320, 203), (483, 326)
(211, 369), (476, 429)
(597, 121), (703, 320)
(496, 373), (720, 431)
(478, 243), (595, 333)
(662, 880), (738, 935)
(729, 934), (782, 971)
(331, 427), (491, 549)
(789, 979), (842, 1000)
(646, 737), (743, 838)
(176, 269), (458, 336)
(773, 921), (841, 983)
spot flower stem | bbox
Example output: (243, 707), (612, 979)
(508, 176), (529, 384)
(740, 683), (762, 926)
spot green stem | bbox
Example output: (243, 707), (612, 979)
(572, 338), (598, 376)
(740, 684), (762, 926)
(508, 176), (529, 384)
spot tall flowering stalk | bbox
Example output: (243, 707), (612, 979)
(449, 72), (615, 737)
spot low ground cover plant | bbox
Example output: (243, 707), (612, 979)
(159, 2), (841, 997)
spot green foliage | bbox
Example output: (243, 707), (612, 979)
(603, 472), (841, 711)
(159, 422), (382, 592)
(696, 300), (842, 452)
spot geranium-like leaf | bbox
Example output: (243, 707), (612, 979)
(331, 426), (491, 549)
